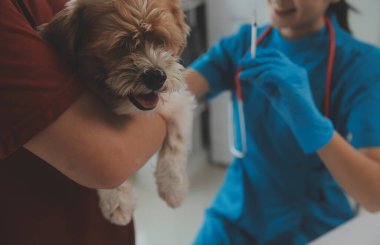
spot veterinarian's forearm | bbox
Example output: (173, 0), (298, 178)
(184, 69), (210, 99)
(318, 132), (380, 212)
(25, 91), (167, 189)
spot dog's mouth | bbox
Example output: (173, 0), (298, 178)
(128, 92), (159, 111)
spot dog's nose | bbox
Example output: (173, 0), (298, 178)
(140, 68), (167, 91)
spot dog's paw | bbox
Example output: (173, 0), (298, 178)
(101, 202), (133, 226)
(158, 177), (189, 208)
(155, 158), (189, 208)
(97, 181), (135, 226)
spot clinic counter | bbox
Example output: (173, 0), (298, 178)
(309, 212), (380, 244)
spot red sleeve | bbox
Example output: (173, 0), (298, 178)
(22, 0), (68, 25)
(0, 0), (85, 159)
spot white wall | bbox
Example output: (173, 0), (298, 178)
(349, 0), (380, 45)
(205, 0), (269, 47)
(207, 0), (380, 165)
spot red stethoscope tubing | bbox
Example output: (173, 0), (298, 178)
(234, 16), (336, 118)
(324, 16), (336, 117)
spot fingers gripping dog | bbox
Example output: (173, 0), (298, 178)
(39, 0), (195, 225)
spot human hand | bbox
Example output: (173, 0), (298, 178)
(239, 49), (334, 153)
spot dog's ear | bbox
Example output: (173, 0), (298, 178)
(166, 0), (190, 55)
(38, 0), (88, 66)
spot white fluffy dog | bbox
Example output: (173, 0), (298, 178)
(39, 0), (195, 225)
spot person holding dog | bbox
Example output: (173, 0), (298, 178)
(185, 0), (380, 244)
(0, 0), (167, 244)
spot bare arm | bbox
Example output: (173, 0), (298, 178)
(184, 68), (210, 99)
(24, 91), (167, 189)
(318, 132), (380, 212)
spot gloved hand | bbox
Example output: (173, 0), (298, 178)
(239, 48), (334, 153)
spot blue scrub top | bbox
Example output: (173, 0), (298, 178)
(191, 16), (380, 244)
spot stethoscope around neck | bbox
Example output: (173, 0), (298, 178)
(228, 16), (336, 158)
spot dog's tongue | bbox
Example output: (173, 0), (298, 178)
(135, 92), (159, 109)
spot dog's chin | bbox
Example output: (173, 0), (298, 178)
(128, 92), (159, 111)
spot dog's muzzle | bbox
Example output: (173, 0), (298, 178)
(127, 68), (167, 111)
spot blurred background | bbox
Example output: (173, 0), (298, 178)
(134, 0), (380, 244)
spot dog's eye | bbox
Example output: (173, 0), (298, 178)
(117, 38), (135, 53)
(155, 39), (165, 46)
(144, 35), (166, 48)
(153, 38), (168, 49)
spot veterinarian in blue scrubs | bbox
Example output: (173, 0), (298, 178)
(185, 0), (380, 244)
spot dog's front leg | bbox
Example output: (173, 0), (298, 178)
(97, 180), (135, 225)
(155, 90), (195, 208)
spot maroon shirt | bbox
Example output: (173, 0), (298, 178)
(0, 1), (135, 244)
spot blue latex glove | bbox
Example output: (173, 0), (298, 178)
(239, 49), (334, 153)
